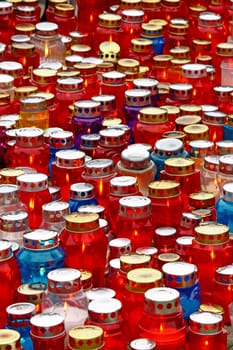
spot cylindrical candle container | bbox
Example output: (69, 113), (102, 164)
(213, 264), (233, 325)
(162, 261), (201, 320)
(108, 237), (132, 262)
(41, 268), (88, 333)
(59, 212), (108, 287)
(189, 140), (214, 171)
(53, 3), (76, 36)
(85, 298), (127, 349)
(17, 173), (51, 228)
(153, 227), (177, 254)
(67, 325), (105, 350)
(68, 183), (98, 213)
(202, 110), (227, 143)
(0, 240), (21, 327)
(175, 236), (194, 264)
(6, 302), (35, 350)
(114, 196), (154, 250)
(138, 287), (187, 349)
(0, 210), (29, 247)
(216, 154), (233, 197)
(17, 229), (65, 284)
(116, 147), (156, 196)
(0, 330), (21, 350)
(0, 61), (24, 87)
(136, 246), (158, 269)
(188, 191), (216, 221)
(16, 282), (47, 314)
(40, 201), (70, 235)
(185, 311), (227, 350)
(122, 267), (163, 341)
(30, 313), (66, 350)
(177, 212), (202, 237)
(19, 96), (49, 130)
(192, 222), (232, 303)
(200, 155), (220, 199)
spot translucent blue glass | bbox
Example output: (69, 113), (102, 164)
(216, 197), (233, 233)
(177, 280), (201, 321)
(69, 197), (98, 213)
(6, 324), (34, 350)
(223, 124), (233, 141)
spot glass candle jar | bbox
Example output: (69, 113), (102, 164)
(192, 222), (232, 303)
(134, 107), (174, 149)
(59, 212), (108, 287)
(0, 329), (21, 350)
(53, 3), (77, 36)
(116, 147), (156, 196)
(185, 311), (227, 350)
(141, 22), (165, 55)
(0, 61), (24, 87)
(175, 236), (194, 263)
(153, 227), (177, 254)
(151, 138), (189, 180)
(81, 158), (117, 207)
(202, 110), (227, 143)
(19, 96), (49, 130)
(30, 313), (66, 350)
(16, 229), (65, 284)
(41, 268), (88, 333)
(6, 302), (35, 350)
(51, 149), (86, 201)
(6, 128), (50, 174)
(128, 38), (155, 68)
(115, 196), (153, 250)
(162, 261), (201, 320)
(30, 21), (65, 64)
(67, 325), (105, 350)
(95, 12), (122, 52)
(177, 212), (202, 237)
(216, 183), (233, 233)
(148, 179), (185, 230)
(216, 154), (233, 197)
(79, 133), (100, 158)
(212, 86), (233, 114)
(0, 240), (21, 328)
(108, 237), (132, 261)
(68, 183), (98, 213)
(0, 2), (15, 45)
(213, 264), (233, 325)
(200, 155), (220, 199)
(188, 191), (216, 221)
(40, 201), (70, 235)
(0, 210), (29, 247)
(189, 140), (214, 171)
(72, 100), (103, 148)
(85, 298), (127, 349)
(16, 282), (47, 314)
(138, 287), (187, 350)
(29, 68), (57, 94)
(16, 173), (51, 229)
(0, 184), (28, 216)
(122, 267), (163, 342)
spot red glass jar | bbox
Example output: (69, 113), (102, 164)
(175, 236), (194, 263)
(15, 5), (38, 25)
(55, 77), (86, 130)
(202, 110), (227, 143)
(213, 265), (233, 325)
(151, 55), (172, 83)
(122, 267), (163, 342)
(80, 133), (100, 158)
(115, 0), (142, 15)
(114, 196), (153, 250)
(81, 158), (117, 208)
(0, 240), (21, 328)
(45, 0), (67, 21)
(128, 38), (154, 68)
(94, 13), (122, 54)
(107, 175), (140, 232)
(6, 127), (49, 174)
(134, 107), (174, 148)
(160, 0), (184, 21)
(165, 21), (189, 54)
(0, 61), (24, 87)
(177, 212), (202, 237)
(16, 282), (47, 314)
(13, 85), (38, 114)
(148, 180), (184, 230)
(185, 311), (227, 350)
(154, 227), (177, 254)
(120, 9), (145, 57)
(212, 86), (233, 115)
(67, 325), (105, 350)
(60, 212), (108, 287)
(53, 3), (77, 36)
(17, 172), (51, 229)
(0, 2), (15, 45)
(85, 298), (127, 349)
(52, 149), (86, 201)
(138, 287), (187, 349)
(108, 237), (132, 262)
(74, 63), (99, 99)
(10, 42), (39, 76)
(92, 95), (122, 122)
(188, 191), (216, 221)
(160, 158), (201, 201)
(141, 0), (162, 22)
(183, 124), (209, 151)
(192, 222), (232, 303)
(29, 68), (57, 94)
(30, 313), (66, 350)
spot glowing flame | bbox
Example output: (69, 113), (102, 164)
(159, 323), (164, 333)
(207, 33), (212, 40)
(66, 173), (70, 183)
(81, 242), (85, 253)
(193, 88), (197, 97)
(29, 198), (34, 210)
(29, 155), (33, 165)
(210, 249), (215, 260)
(212, 131), (217, 142)
(44, 43), (49, 58)
(98, 179), (103, 196)
(204, 340), (209, 346)
(64, 301), (68, 313)
(130, 28), (134, 35)
(134, 230), (138, 237)
(109, 34), (113, 42)
(21, 56), (27, 67)
(90, 14), (93, 24)
(84, 78), (88, 89)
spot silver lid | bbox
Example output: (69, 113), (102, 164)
(55, 149), (85, 168)
(154, 138), (183, 156)
(121, 148), (150, 169)
(86, 287), (116, 301)
(47, 268), (82, 293)
(119, 196), (151, 218)
(23, 229), (58, 250)
(0, 184), (19, 205)
(88, 298), (122, 324)
(69, 182), (95, 200)
(0, 211), (28, 232)
(74, 100), (101, 118)
(84, 159), (114, 177)
(17, 173), (48, 192)
(129, 338), (156, 350)
(155, 226), (176, 237)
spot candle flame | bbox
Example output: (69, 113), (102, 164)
(81, 242), (85, 253)
(109, 34), (113, 42)
(212, 131), (217, 142)
(134, 230), (138, 237)
(66, 173), (70, 183)
(98, 179), (103, 196)
(159, 323), (164, 333)
(29, 155), (33, 165)
(207, 33), (212, 40)
(84, 78), (88, 89)
(29, 198), (34, 210)
(210, 249), (215, 260)
(204, 340), (209, 346)
(64, 301), (68, 313)
(130, 28), (134, 35)
(44, 42), (49, 57)
(90, 14), (93, 24)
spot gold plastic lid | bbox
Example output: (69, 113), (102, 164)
(0, 330), (20, 350)
(184, 124), (209, 141)
(71, 44), (91, 54)
(55, 3), (74, 16)
(153, 54), (172, 67)
(158, 252), (180, 263)
(80, 269), (93, 291)
(120, 253), (151, 273)
(17, 282), (47, 305)
(131, 38), (153, 53)
(15, 22), (35, 35)
(169, 46), (190, 59)
(68, 326), (104, 350)
(194, 222), (229, 245)
(148, 180), (180, 198)
(141, 22), (162, 38)
(189, 191), (215, 209)
(176, 115), (202, 126)
(98, 13), (121, 28)
(14, 85), (38, 100)
(0, 168), (25, 184)
(126, 267), (163, 292)
(65, 213), (99, 232)
(179, 104), (202, 116)
(117, 58), (140, 73)
(164, 158), (195, 175)
(32, 68), (57, 84)
(199, 303), (224, 315)
(139, 106), (167, 123)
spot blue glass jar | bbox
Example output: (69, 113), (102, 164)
(162, 261), (201, 320)
(68, 182), (98, 213)
(141, 22), (165, 55)
(151, 138), (189, 180)
(223, 114), (233, 141)
(48, 130), (75, 177)
(216, 182), (233, 233)
(72, 100), (103, 148)
(16, 229), (65, 284)
(6, 302), (35, 350)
